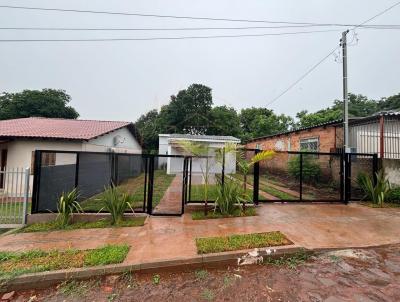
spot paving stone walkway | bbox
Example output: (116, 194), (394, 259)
(1, 203), (400, 267)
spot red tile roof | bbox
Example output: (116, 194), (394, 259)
(0, 117), (133, 140)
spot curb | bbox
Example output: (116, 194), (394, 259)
(0, 245), (304, 292)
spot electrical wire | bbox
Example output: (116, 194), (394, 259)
(265, 1), (400, 107)
(0, 4), (399, 27)
(0, 29), (343, 42)
(0, 25), (399, 31)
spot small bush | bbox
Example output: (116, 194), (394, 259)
(357, 170), (391, 207)
(57, 188), (82, 227)
(99, 186), (133, 225)
(387, 186), (400, 203)
(288, 154), (321, 183)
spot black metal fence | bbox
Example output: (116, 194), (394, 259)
(32, 150), (189, 216)
(185, 149), (378, 204)
(31, 149), (378, 216)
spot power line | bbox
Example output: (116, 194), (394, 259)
(0, 4), (398, 27)
(0, 29), (343, 42)
(265, 1), (400, 107)
(0, 25), (399, 31)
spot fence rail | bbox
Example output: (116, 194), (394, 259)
(0, 167), (30, 227)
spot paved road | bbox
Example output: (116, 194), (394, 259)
(11, 244), (400, 301)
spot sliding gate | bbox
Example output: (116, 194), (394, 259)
(32, 151), (189, 216)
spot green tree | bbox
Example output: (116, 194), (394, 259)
(162, 84), (213, 134)
(239, 107), (293, 141)
(135, 109), (163, 153)
(378, 93), (400, 111)
(0, 89), (79, 120)
(208, 105), (242, 137)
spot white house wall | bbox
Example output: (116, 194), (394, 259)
(84, 127), (142, 153)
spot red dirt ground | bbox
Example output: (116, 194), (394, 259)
(9, 244), (400, 302)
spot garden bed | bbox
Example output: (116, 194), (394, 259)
(0, 244), (129, 282)
(196, 231), (292, 254)
(19, 216), (146, 233)
(359, 202), (400, 208)
(192, 207), (257, 220)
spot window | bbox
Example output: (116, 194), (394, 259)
(300, 137), (319, 152)
(32, 151), (56, 168)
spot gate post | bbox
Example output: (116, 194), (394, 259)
(31, 150), (42, 214)
(299, 153), (303, 201)
(344, 153), (351, 204)
(253, 149), (260, 205)
(372, 154), (378, 186)
(146, 155), (155, 215)
(22, 167), (30, 224)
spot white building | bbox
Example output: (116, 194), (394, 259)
(0, 117), (142, 192)
(158, 134), (240, 175)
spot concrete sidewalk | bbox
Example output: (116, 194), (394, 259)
(1, 204), (400, 266)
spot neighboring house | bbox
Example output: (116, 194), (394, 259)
(0, 117), (142, 191)
(246, 111), (400, 185)
(158, 134), (241, 175)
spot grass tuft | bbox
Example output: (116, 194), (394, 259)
(192, 207), (256, 220)
(0, 244), (130, 283)
(196, 231), (291, 254)
(263, 249), (311, 269)
(19, 217), (146, 233)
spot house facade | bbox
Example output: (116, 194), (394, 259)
(0, 117), (142, 192)
(246, 111), (400, 185)
(158, 134), (241, 175)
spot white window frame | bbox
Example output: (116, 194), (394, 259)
(299, 137), (319, 152)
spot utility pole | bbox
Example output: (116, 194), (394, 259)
(340, 29), (349, 203)
(341, 29), (349, 153)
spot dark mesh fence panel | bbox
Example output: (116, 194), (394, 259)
(37, 152), (77, 212)
(349, 154), (375, 200)
(77, 153), (112, 200)
(301, 154), (341, 201)
(259, 152), (300, 201)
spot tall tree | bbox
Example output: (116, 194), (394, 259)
(208, 105), (242, 137)
(0, 89), (79, 120)
(163, 84), (213, 134)
(135, 109), (163, 152)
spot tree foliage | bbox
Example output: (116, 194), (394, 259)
(0, 89), (79, 120)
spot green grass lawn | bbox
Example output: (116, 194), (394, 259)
(0, 202), (31, 224)
(0, 244), (129, 282)
(196, 231), (292, 254)
(80, 170), (174, 212)
(192, 207), (256, 220)
(18, 217), (146, 233)
(190, 183), (253, 202)
(360, 202), (400, 208)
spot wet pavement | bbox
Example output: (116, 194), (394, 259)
(11, 244), (400, 301)
(0, 203), (400, 266)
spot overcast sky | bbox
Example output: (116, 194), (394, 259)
(0, 0), (399, 122)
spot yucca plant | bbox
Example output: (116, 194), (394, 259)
(214, 179), (245, 215)
(57, 188), (82, 227)
(357, 169), (391, 207)
(99, 186), (133, 225)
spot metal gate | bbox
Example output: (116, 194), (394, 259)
(0, 168), (30, 228)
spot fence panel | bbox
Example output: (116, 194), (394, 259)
(258, 151), (300, 202)
(0, 168), (30, 226)
(347, 153), (377, 201)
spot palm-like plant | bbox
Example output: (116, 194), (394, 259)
(214, 178), (245, 215)
(57, 188), (82, 227)
(99, 186), (133, 225)
(237, 150), (275, 211)
(357, 169), (391, 208)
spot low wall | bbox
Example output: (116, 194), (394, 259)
(382, 159), (400, 186)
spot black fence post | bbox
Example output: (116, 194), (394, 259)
(299, 153), (303, 201)
(188, 157), (192, 203)
(339, 153), (344, 202)
(74, 152), (80, 190)
(181, 158), (188, 215)
(372, 154), (378, 186)
(253, 149), (260, 205)
(31, 150), (42, 214)
(143, 156), (148, 213)
(146, 155), (155, 215)
(344, 153), (351, 204)
(221, 147), (225, 187)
